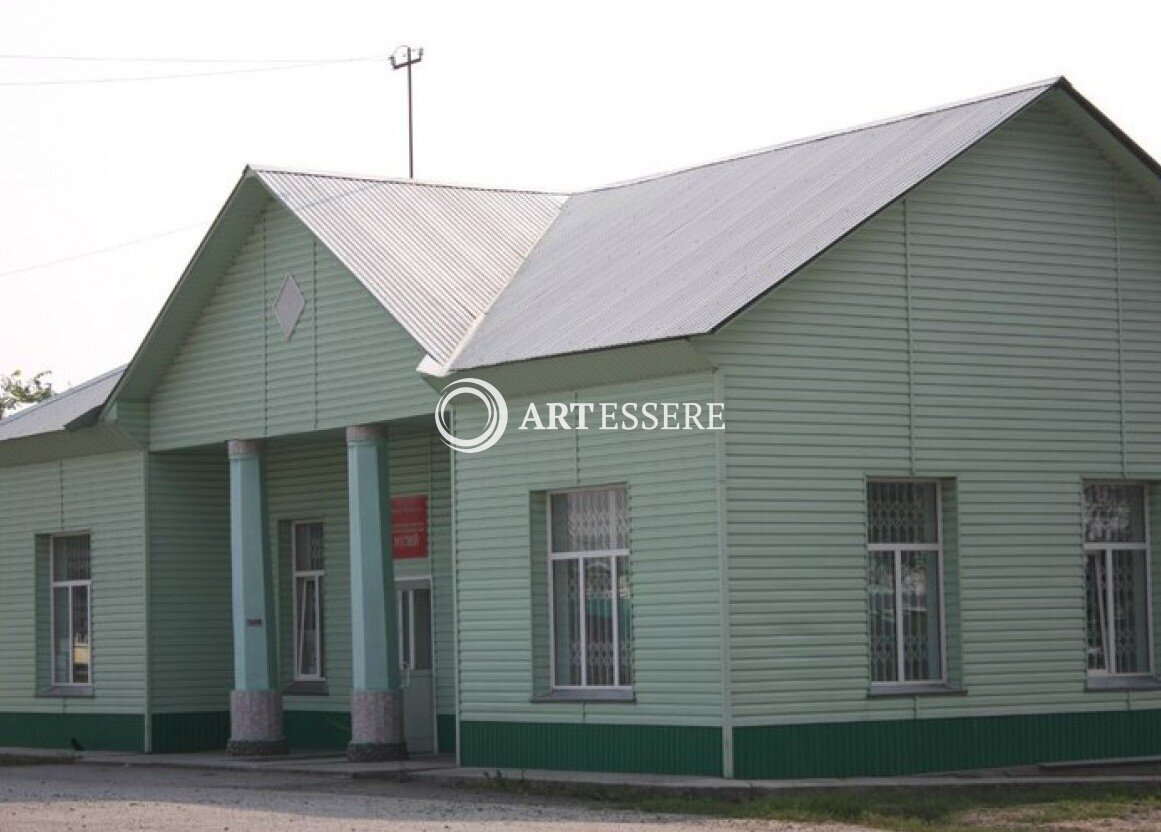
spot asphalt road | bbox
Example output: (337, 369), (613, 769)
(0, 763), (858, 831)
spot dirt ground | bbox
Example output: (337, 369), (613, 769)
(0, 763), (866, 832)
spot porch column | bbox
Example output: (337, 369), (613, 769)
(346, 424), (406, 761)
(225, 439), (287, 756)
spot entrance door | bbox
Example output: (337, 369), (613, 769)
(397, 581), (436, 754)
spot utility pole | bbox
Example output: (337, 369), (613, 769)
(390, 45), (424, 179)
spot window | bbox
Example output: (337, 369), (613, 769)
(50, 534), (92, 687)
(549, 486), (632, 690)
(1084, 483), (1152, 677)
(867, 481), (945, 686)
(398, 587), (433, 672)
(292, 522), (325, 681)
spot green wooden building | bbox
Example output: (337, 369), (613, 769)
(3, 76), (1161, 777)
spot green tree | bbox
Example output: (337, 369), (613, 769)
(0, 370), (54, 419)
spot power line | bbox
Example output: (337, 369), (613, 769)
(0, 54), (383, 87)
(0, 174), (400, 281)
(0, 172), (411, 281)
(0, 53), (359, 63)
(0, 222), (207, 279)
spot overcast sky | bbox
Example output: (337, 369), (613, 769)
(2, 0), (1160, 387)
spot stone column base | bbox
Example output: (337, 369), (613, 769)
(227, 689), (288, 756)
(347, 689), (406, 761)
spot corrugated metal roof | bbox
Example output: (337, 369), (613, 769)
(0, 366), (125, 442)
(448, 79), (1059, 370)
(22, 78), (1105, 444)
(252, 169), (567, 363)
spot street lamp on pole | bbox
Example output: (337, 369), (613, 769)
(390, 45), (424, 179)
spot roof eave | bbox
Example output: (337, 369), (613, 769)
(1054, 77), (1161, 182)
(63, 405), (103, 432)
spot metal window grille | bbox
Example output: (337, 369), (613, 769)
(292, 522), (325, 681)
(1083, 483), (1151, 676)
(548, 486), (632, 690)
(867, 481), (945, 686)
(50, 534), (92, 686)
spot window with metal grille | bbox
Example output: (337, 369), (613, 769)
(548, 486), (632, 690)
(1084, 483), (1152, 677)
(292, 522), (325, 681)
(50, 534), (92, 687)
(867, 481), (945, 686)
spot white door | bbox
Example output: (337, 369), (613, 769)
(397, 582), (436, 755)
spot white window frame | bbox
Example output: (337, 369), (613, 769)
(291, 521), (325, 682)
(867, 478), (948, 690)
(397, 583), (434, 674)
(547, 484), (632, 692)
(1083, 481), (1153, 678)
(49, 532), (93, 688)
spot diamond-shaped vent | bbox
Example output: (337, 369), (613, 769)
(272, 275), (305, 339)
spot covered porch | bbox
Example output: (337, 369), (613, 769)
(147, 420), (452, 759)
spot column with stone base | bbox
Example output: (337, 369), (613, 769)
(346, 425), (407, 762)
(225, 439), (287, 756)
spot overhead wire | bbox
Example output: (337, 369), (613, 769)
(0, 51), (389, 278)
(0, 53), (383, 87)
(0, 223), (208, 280)
(0, 53), (357, 63)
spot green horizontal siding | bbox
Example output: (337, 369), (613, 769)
(703, 93), (1161, 730)
(284, 710), (350, 750)
(266, 429), (452, 719)
(147, 200), (436, 450)
(735, 709), (1161, 778)
(461, 721), (721, 775)
(267, 436), (351, 708)
(150, 711), (230, 753)
(148, 452), (232, 715)
(0, 452), (147, 719)
(705, 200), (912, 724)
(428, 444), (455, 720)
(453, 374), (723, 727)
(0, 712), (144, 752)
(437, 714), (456, 754)
(0, 424), (140, 467)
(155, 710), (448, 755)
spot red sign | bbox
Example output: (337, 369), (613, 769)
(391, 495), (428, 559)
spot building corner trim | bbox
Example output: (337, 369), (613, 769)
(713, 369), (733, 778)
(141, 451), (152, 753)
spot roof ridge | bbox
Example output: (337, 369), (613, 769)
(249, 165), (571, 198)
(251, 79), (1064, 202)
(0, 364), (126, 427)
(582, 76), (1064, 193)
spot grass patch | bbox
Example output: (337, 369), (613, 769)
(623, 785), (1161, 830)
(474, 776), (1161, 831)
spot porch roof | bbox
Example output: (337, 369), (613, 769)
(0, 365), (125, 442)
